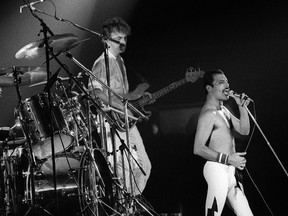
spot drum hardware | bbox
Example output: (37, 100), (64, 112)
(7, 66), (54, 216)
(29, 76), (69, 88)
(17, 92), (75, 160)
(17, 10), (135, 204)
(0, 66), (47, 88)
(9, 6), (154, 216)
(14, 9), (82, 214)
(16, 20), (113, 214)
(64, 37), (147, 215)
(62, 50), (145, 211)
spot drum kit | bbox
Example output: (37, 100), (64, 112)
(0, 34), (128, 216)
(0, 1), (155, 214)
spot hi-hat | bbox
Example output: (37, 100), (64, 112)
(15, 33), (79, 60)
(0, 66), (47, 87)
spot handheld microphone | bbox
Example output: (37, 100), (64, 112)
(20, 0), (45, 13)
(228, 90), (253, 102)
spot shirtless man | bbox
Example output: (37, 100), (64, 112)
(193, 70), (253, 216)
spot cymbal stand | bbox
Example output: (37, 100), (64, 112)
(25, 4), (59, 215)
(11, 68), (53, 216)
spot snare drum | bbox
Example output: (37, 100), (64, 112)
(18, 93), (74, 159)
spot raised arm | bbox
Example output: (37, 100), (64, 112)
(228, 94), (251, 135)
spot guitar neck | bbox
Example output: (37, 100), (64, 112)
(152, 78), (187, 100)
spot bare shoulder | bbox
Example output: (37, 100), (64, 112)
(198, 107), (218, 123)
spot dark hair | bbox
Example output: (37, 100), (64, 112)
(202, 69), (224, 94)
(102, 17), (131, 40)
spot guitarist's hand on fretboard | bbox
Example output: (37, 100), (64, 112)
(143, 92), (155, 105)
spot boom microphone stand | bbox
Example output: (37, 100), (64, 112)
(242, 103), (287, 216)
(23, 4), (58, 215)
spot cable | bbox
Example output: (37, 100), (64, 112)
(244, 167), (275, 216)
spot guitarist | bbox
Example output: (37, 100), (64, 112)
(88, 17), (152, 196)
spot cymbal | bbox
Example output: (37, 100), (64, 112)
(0, 66), (46, 75)
(53, 38), (90, 56)
(0, 66), (47, 87)
(42, 38), (90, 63)
(15, 33), (78, 60)
(29, 76), (69, 87)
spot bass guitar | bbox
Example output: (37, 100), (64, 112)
(112, 67), (205, 131)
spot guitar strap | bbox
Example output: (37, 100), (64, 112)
(116, 55), (128, 89)
(124, 61), (150, 84)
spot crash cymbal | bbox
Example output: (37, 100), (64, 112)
(42, 38), (90, 63)
(53, 38), (90, 56)
(0, 66), (47, 87)
(15, 33), (78, 60)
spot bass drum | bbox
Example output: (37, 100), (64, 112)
(24, 153), (82, 216)
(24, 149), (113, 216)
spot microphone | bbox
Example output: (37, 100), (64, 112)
(20, 0), (45, 13)
(107, 38), (121, 44)
(228, 90), (254, 102)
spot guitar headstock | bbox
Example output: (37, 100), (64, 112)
(185, 67), (205, 83)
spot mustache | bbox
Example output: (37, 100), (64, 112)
(119, 44), (126, 51)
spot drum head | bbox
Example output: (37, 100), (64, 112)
(32, 133), (74, 159)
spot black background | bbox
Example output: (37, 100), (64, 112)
(0, 1), (287, 215)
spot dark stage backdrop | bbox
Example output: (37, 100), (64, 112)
(0, 1), (287, 215)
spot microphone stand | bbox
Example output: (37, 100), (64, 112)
(11, 68), (53, 216)
(244, 105), (288, 178)
(25, 5), (59, 215)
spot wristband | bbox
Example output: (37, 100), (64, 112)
(216, 152), (229, 165)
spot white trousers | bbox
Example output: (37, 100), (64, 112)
(203, 161), (253, 216)
(105, 125), (152, 195)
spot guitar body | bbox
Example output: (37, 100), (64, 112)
(111, 83), (151, 132)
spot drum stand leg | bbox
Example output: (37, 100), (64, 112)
(24, 204), (54, 216)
